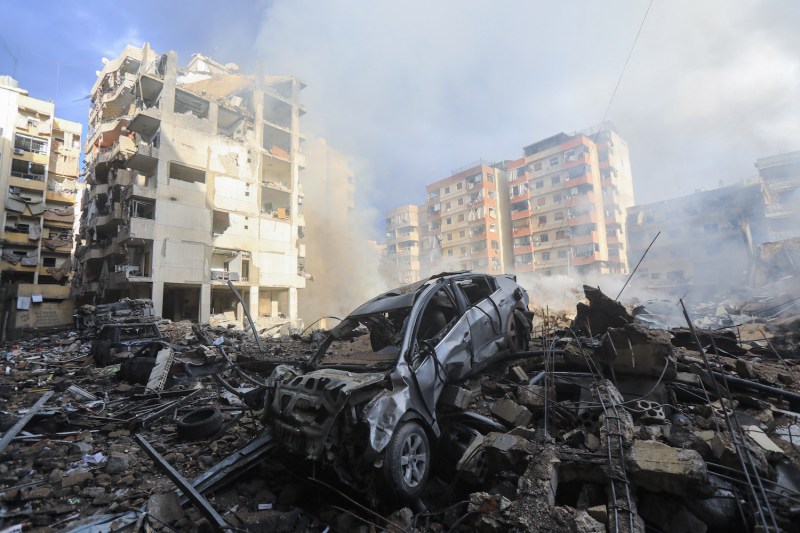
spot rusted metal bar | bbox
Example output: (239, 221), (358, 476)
(0, 391), (54, 455)
(139, 387), (205, 428)
(134, 434), (231, 532)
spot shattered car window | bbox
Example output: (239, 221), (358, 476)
(119, 325), (160, 340)
(319, 310), (411, 369)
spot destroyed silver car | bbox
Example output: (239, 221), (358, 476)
(263, 272), (533, 500)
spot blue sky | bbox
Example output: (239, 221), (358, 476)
(0, 1), (267, 127)
(2, 1), (799, 237)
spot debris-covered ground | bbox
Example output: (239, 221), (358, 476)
(2, 280), (800, 532)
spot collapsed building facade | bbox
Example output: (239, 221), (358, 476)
(627, 151), (800, 297)
(75, 45), (307, 325)
(0, 75), (81, 338)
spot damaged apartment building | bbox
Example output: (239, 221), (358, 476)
(0, 75), (81, 337)
(506, 125), (634, 276)
(419, 162), (513, 277)
(76, 44), (308, 324)
(383, 125), (635, 283)
(627, 150), (800, 296)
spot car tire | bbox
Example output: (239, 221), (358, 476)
(177, 407), (223, 440)
(383, 421), (430, 501)
(506, 309), (530, 353)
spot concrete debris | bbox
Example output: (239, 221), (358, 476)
(1, 284), (800, 533)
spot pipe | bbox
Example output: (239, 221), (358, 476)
(710, 371), (800, 406)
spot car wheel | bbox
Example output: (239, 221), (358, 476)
(506, 310), (530, 353)
(177, 407), (223, 440)
(383, 421), (430, 500)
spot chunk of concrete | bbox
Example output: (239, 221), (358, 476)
(146, 492), (185, 525)
(626, 440), (712, 497)
(517, 384), (555, 410)
(483, 431), (536, 472)
(439, 385), (473, 410)
(601, 322), (677, 379)
(492, 398), (533, 427)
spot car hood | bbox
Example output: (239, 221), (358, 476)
(266, 365), (387, 459)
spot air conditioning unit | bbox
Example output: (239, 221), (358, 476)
(14, 148), (24, 155)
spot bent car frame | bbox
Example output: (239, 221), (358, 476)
(262, 272), (533, 501)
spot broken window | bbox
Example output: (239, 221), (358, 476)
(169, 162), (206, 184)
(130, 198), (155, 219)
(14, 134), (48, 154)
(174, 89), (209, 118)
(11, 159), (46, 181)
(514, 253), (534, 265)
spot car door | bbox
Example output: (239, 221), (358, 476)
(456, 276), (506, 367)
(409, 283), (473, 414)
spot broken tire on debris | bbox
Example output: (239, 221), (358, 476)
(383, 421), (430, 501)
(177, 407), (223, 441)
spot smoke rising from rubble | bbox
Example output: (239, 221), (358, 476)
(298, 147), (390, 324)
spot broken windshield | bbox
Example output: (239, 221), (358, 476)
(316, 310), (411, 370)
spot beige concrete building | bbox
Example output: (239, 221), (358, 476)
(626, 183), (765, 295)
(756, 151), (800, 242)
(297, 137), (360, 323)
(0, 75), (81, 336)
(381, 204), (422, 285)
(75, 45), (307, 325)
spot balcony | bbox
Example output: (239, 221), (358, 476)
(84, 242), (123, 262)
(126, 139), (159, 173)
(512, 226), (532, 238)
(567, 212), (597, 226)
(765, 203), (793, 218)
(90, 72), (138, 124)
(12, 149), (49, 167)
(569, 231), (599, 246)
(46, 188), (78, 204)
(9, 174), (46, 191)
(2, 231), (37, 245)
(572, 252), (602, 266)
(211, 269), (242, 283)
(396, 230), (420, 242)
(118, 217), (155, 242)
(94, 205), (124, 229)
(0, 262), (53, 276)
(511, 209), (531, 221)
(109, 267), (152, 290)
(127, 106), (161, 139)
(43, 209), (76, 227)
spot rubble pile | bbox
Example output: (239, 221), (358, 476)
(1, 285), (800, 532)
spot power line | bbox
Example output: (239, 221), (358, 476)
(598, 0), (656, 126)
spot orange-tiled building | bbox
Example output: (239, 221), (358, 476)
(508, 126), (634, 275)
(420, 163), (512, 277)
